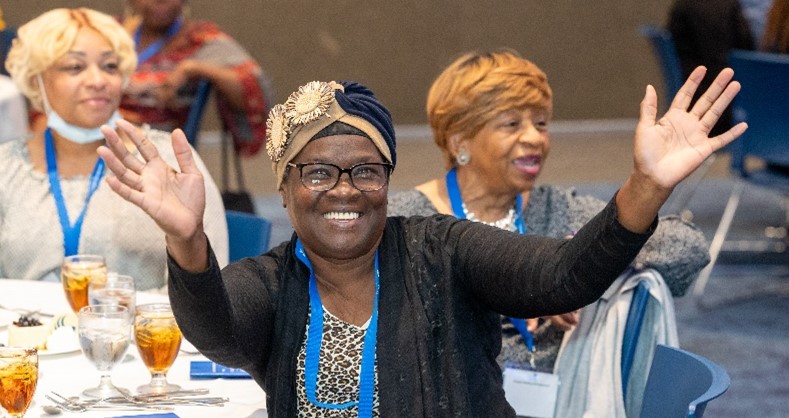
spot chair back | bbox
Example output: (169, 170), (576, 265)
(640, 344), (730, 418)
(621, 280), (650, 397)
(1, 28), (17, 77)
(226, 210), (272, 262)
(727, 50), (789, 175)
(183, 79), (212, 148)
(639, 25), (684, 111)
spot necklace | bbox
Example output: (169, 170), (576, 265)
(445, 169), (526, 234)
(462, 203), (518, 232)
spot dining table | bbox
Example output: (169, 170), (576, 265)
(0, 279), (268, 417)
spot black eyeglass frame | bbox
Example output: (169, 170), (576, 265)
(286, 162), (394, 192)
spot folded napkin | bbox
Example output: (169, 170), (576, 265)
(108, 414), (179, 418)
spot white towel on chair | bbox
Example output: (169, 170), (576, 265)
(552, 268), (679, 418)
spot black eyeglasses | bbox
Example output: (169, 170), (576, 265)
(287, 162), (394, 192)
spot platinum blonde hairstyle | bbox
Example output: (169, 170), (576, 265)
(5, 8), (137, 111)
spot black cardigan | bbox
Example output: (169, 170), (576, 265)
(168, 198), (653, 417)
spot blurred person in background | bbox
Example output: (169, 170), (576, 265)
(1, 8), (227, 290)
(668, 0), (755, 137)
(120, 0), (271, 156)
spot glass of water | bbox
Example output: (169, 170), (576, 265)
(77, 305), (131, 398)
(89, 273), (136, 318)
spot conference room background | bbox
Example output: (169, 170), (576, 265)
(6, 0), (676, 126)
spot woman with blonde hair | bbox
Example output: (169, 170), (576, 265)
(1, 8), (227, 290)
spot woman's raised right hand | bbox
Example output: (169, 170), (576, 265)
(98, 119), (206, 243)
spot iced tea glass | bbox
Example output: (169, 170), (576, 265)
(134, 303), (182, 394)
(0, 347), (38, 418)
(61, 255), (107, 312)
(89, 273), (136, 319)
(78, 305), (131, 398)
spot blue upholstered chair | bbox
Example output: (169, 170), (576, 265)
(692, 50), (789, 307)
(182, 79), (212, 148)
(639, 24), (715, 218)
(1, 28), (16, 77)
(640, 344), (730, 418)
(639, 25), (683, 112)
(226, 210), (272, 262)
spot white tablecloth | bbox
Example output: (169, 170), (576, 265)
(0, 279), (268, 417)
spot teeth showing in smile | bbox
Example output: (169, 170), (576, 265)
(323, 212), (360, 220)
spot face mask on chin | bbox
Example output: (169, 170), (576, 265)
(37, 74), (122, 144)
(46, 110), (122, 144)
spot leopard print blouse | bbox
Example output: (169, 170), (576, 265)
(296, 308), (379, 417)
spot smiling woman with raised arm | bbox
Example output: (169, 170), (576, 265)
(98, 72), (744, 416)
(0, 8), (227, 290)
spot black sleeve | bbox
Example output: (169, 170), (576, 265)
(167, 242), (277, 372)
(452, 196), (655, 318)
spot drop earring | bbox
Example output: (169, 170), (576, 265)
(456, 148), (471, 166)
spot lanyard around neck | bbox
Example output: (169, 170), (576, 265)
(445, 168), (525, 234)
(45, 128), (105, 256)
(134, 17), (183, 65)
(445, 168), (534, 353)
(295, 240), (379, 417)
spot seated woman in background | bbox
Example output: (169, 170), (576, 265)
(387, 49), (711, 416)
(120, 0), (270, 156)
(1, 7), (227, 290)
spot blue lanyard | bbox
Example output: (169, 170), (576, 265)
(445, 168), (526, 234)
(295, 240), (379, 417)
(134, 17), (183, 65)
(445, 168), (534, 352)
(45, 128), (105, 256)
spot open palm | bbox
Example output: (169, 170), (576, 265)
(633, 67), (747, 191)
(98, 120), (206, 241)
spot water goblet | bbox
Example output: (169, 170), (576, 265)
(61, 254), (107, 313)
(0, 347), (38, 417)
(134, 303), (182, 394)
(77, 305), (131, 399)
(88, 273), (136, 318)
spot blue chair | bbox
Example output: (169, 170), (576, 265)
(620, 281), (650, 397)
(226, 210), (272, 262)
(692, 50), (789, 307)
(183, 79), (212, 148)
(639, 24), (716, 218)
(639, 25), (684, 112)
(640, 344), (730, 418)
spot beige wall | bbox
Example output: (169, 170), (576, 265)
(5, 0), (673, 124)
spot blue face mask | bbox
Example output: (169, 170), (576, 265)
(37, 74), (121, 144)
(46, 109), (122, 144)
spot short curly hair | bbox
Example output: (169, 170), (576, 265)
(5, 8), (137, 111)
(427, 49), (553, 169)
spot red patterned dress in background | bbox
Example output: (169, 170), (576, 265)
(120, 19), (271, 157)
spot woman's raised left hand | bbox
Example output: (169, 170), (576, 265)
(633, 66), (747, 193)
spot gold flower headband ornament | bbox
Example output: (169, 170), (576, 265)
(265, 80), (396, 190)
(265, 81), (337, 163)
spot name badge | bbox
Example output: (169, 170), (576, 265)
(503, 367), (559, 418)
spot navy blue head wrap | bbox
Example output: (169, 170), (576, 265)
(334, 81), (397, 166)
